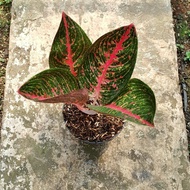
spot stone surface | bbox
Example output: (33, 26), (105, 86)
(1, 0), (190, 189)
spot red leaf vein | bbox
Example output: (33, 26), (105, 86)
(106, 103), (154, 127)
(94, 25), (134, 99)
(62, 13), (77, 76)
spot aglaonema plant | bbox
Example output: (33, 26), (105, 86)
(18, 12), (156, 142)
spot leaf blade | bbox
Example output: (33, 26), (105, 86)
(88, 78), (156, 127)
(49, 12), (92, 76)
(78, 24), (138, 104)
(18, 68), (89, 104)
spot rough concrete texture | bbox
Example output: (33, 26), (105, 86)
(1, 0), (190, 189)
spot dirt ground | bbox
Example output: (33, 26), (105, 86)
(0, 1), (190, 158)
(0, 1), (11, 128)
(171, 0), (190, 158)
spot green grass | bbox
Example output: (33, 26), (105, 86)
(0, 0), (12, 29)
(184, 51), (190, 62)
(0, 0), (12, 6)
(176, 13), (190, 40)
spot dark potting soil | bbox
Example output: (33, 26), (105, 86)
(63, 103), (124, 143)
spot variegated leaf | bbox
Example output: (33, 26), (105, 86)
(49, 12), (92, 76)
(78, 24), (138, 104)
(18, 68), (88, 105)
(87, 78), (156, 127)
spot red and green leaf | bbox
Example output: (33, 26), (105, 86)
(87, 78), (156, 127)
(49, 12), (92, 76)
(18, 68), (89, 105)
(78, 24), (138, 104)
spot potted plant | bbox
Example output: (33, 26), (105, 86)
(18, 12), (156, 143)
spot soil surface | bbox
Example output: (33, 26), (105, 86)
(63, 103), (124, 143)
(0, 1), (190, 156)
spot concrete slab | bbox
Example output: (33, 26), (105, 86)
(1, 0), (190, 189)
